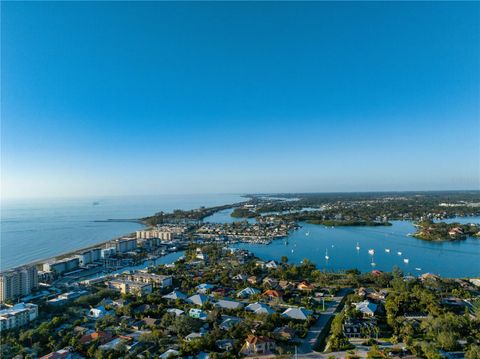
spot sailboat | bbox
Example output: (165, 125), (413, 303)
(370, 257), (376, 266)
(356, 242), (360, 251)
(368, 249), (375, 255)
(325, 249), (330, 260)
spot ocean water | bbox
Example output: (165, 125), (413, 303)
(0, 194), (244, 270)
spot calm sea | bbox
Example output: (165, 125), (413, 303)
(0, 194), (244, 270)
(206, 209), (480, 278)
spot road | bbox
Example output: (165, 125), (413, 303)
(296, 288), (352, 357)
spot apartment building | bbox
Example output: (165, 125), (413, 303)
(0, 266), (38, 303)
(0, 302), (38, 330)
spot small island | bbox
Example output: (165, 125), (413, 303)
(413, 220), (480, 241)
(230, 207), (258, 218)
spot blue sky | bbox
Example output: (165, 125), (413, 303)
(1, 2), (479, 198)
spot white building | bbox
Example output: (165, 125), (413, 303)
(0, 266), (38, 303)
(0, 302), (38, 331)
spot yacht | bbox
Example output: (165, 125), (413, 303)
(385, 248), (390, 253)
(415, 267), (422, 271)
(368, 249), (375, 255)
(325, 249), (330, 260)
(356, 242), (360, 251)
(403, 258), (409, 264)
(397, 251), (402, 256)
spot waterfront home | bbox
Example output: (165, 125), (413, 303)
(357, 287), (387, 302)
(247, 275), (260, 285)
(187, 294), (211, 306)
(245, 302), (275, 315)
(355, 300), (378, 317)
(240, 335), (276, 356)
(265, 260), (278, 269)
(162, 290), (187, 301)
(237, 287), (261, 298)
(281, 307), (313, 320)
(215, 299), (244, 310)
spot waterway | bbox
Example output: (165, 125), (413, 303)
(230, 217), (480, 277)
(204, 209), (480, 277)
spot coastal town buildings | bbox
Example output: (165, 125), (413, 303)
(42, 257), (79, 275)
(124, 272), (173, 289)
(0, 265), (38, 302)
(136, 229), (173, 241)
(0, 302), (38, 330)
(106, 279), (153, 296)
(110, 238), (137, 253)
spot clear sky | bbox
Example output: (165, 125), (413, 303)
(1, 1), (479, 198)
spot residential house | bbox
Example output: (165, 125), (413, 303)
(297, 281), (314, 291)
(237, 287), (261, 299)
(355, 300), (378, 317)
(281, 307), (313, 320)
(273, 326), (296, 340)
(187, 294), (211, 306)
(215, 299), (244, 310)
(88, 305), (111, 319)
(240, 335), (276, 356)
(162, 290), (187, 301)
(245, 302), (275, 315)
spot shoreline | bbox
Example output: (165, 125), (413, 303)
(2, 203), (480, 278)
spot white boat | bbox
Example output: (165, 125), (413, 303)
(305, 232), (310, 236)
(397, 251), (402, 256)
(356, 242), (360, 251)
(325, 249), (330, 260)
(291, 249), (294, 253)
(415, 267), (422, 271)
(385, 248), (390, 253)
(371, 260), (376, 266)
(368, 249), (375, 255)
(403, 258), (409, 264)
